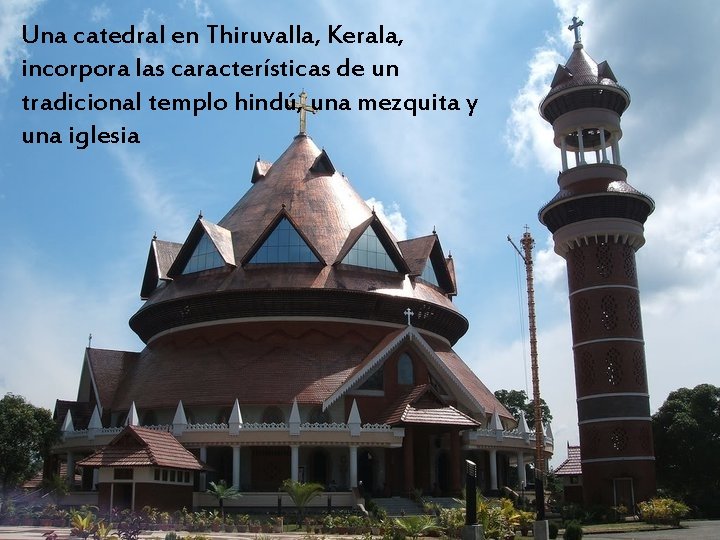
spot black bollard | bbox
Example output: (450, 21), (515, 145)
(465, 460), (477, 526)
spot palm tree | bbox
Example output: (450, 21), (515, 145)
(394, 515), (438, 539)
(206, 480), (241, 519)
(281, 479), (324, 524)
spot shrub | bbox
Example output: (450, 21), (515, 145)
(562, 520), (583, 540)
(638, 498), (689, 526)
(548, 521), (559, 539)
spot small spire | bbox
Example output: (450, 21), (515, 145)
(152, 231), (157, 240)
(281, 202), (286, 209)
(432, 226), (437, 235)
(448, 251), (453, 259)
(88, 333), (92, 348)
(198, 210), (203, 219)
(568, 16), (584, 46)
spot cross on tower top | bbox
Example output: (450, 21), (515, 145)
(404, 308), (414, 326)
(292, 90), (316, 135)
(568, 16), (584, 43)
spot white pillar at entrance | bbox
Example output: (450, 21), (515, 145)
(489, 449), (498, 491)
(66, 452), (75, 486)
(349, 446), (358, 488)
(199, 447), (207, 491)
(232, 446), (240, 489)
(517, 452), (526, 487)
(291, 445), (299, 482)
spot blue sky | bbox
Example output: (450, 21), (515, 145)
(1, 0), (718, 467)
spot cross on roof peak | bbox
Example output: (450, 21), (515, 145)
(568, 16), (584, 44)
(292, 90), (316, 135)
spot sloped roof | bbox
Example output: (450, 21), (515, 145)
(86, 348), (139, 412)
(54, 399), (95, 430)
(78, 426), (204, 470)
(555, 445), (582, 476)
(398, 234), (455, 293)
(141, 238), (182, 299)
(375, 385), (479, 427)
(167, 218), (235, 277)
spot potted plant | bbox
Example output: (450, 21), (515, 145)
(272, 515), (283, 533)
(235, 514), (249, 532)
(224, 515), (235, 532)
(248, 519), (261, 533)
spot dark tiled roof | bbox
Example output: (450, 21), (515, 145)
(555, 445), (582, 476)
(546, 46), (625, 97)
(54, 399), (95, 429)
(141, 239), (182, 299)
(398, 236), (435, 276)
(86, 348), (139, 412)
(78, 426), (204, 470)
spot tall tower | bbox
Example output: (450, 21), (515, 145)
(538, 19), (656, 506)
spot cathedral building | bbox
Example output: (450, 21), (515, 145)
(51, 108), (552, 512)
(538, 20), (656, 507)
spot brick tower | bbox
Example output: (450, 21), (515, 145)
(538, 19), (656, 506)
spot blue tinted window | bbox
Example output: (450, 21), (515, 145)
(420, 259), (439, 286)
(183, 233), (224, 274)
(249, 218), (318, 264)
(343, 226), (397, 271)
(397, 353), (414, 385)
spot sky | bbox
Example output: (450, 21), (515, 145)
(0, 0), (718, 468)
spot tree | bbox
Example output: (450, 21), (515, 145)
(206, 480), (240, 519)
(494, 389), (552, 428)
(281, 479), (324, 524)
(652, 383), (720, 517)
(0, 393), (58, 495)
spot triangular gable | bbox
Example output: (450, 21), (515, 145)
(167, 218), (235, 277)
(84, 348), (139, 414)
(323, 326), (489, 416)
(251, 158), (273, 184)
(242, 208), (324, 265)
(310, 149), (336, 174)
(335, 215), (409, 273)
(550, 64), (573, 87)
(398, 234), (455, 293)
(596, 60), (618, 83)
(141, 237), (182, 299)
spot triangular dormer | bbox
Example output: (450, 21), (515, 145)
(251, 158), (273, 184)
(397, 234), (455, 294)
(550, 64), (573, 87)
(140, 236), (182, 299)
(310, 149), (335, 174)
(335, 215), (409, 273)
(167, 218), (235, 277)
(242, 208), (324, 265)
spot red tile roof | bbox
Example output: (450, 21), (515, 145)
(375, 385), (479, 427)
(86, 348), (139, 411)
(78, 426), (204, 470)
(555, 445), (582, 476)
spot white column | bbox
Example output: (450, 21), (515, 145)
(517, 452), (526, 487)
(349, 446), (358, 488)
(232, 446), (241, 489)
(560, 138), (568, 171)
(612, 141), (622, 165)
(577, 129), (586, 164)
(92, 469), (99, 491)
(291, 445), (299, 482)
(489, 449), (498, 491)
(599, 128), (609, 163)
(199, 447), (207, 491)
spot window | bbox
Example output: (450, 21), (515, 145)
(114, 469), (133, 480)
(249, 218), (318, 263)
(183, 233), (224, 274)
(342, 226), (398, 272)
(154, 469), (160, 481)
(397, 353), (414, 385)
(420, 259), (439, 286)
(359, 368), (384, 390)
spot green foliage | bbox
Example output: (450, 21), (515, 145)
(281, 479), (324, 523)
(0, 393), (58, 493)
(548, 521), (559, 539)
(638, 497), (689, 526)
(163, 533), (179, 540)
(205, 480), (240, 519)
(70, 510), (97, 539)
(562, 521), (583, 540)
(493, 389), (552, 427)
(652, 383), (720, 517)
(393, 515), (438, 539)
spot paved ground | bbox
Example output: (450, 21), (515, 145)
(0, 521), (717, 540)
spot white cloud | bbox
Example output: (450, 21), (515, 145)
(365, 197), (407, 240)
(0, 0), (45, 83)
(89, 3), (110, 23)
(110, 146), (190, 240)
(181, 0), (213, 20)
